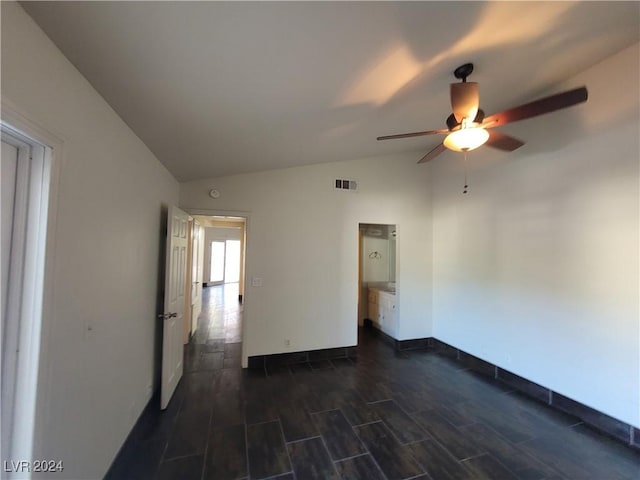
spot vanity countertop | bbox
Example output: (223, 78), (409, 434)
(369, 285), (396, 295)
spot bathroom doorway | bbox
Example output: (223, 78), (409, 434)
(358, 223), (397, 333)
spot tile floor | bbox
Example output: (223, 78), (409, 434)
(106, 284), (640, 480)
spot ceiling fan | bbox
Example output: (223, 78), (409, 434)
(377, 63), (588, 164)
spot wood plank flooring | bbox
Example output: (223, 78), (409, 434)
(106, 285), (640, 480)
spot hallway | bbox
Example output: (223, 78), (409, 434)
(106, 288), (639, 480)
(186, 283), (243, 372)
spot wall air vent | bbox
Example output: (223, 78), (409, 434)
(334, 178), (358, 192)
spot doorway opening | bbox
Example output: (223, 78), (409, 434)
(174, 212), (248, 382)
(358, 223), (398, 338)
(181, 214), (246, 345)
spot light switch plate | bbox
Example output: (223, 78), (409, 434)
(252, 277), (263, 287)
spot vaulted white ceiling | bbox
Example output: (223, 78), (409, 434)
(22, 1), (640, 181)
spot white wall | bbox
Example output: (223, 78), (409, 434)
(2, 3), (179, 478)
(431, 44), (639, 427)
(180, 152), (433, 356)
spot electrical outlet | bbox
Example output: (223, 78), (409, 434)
(284, 339), (291, 347)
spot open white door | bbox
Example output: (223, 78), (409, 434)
(190, 221), (204, 335)
(160, 206), (188, 409)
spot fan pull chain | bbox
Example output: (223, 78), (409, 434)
(463, 152), (469, 194)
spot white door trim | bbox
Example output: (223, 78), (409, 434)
(1, 131), (32, 466)
(1, 99), (63, 473)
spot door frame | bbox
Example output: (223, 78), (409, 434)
(1, 100), (63, 471)
(190, 220), (204, 335)
(183, 217), (193, 344)
(185, 208), (250, 366)
(357, 227), (364, 326)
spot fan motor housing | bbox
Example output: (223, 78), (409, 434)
(446, 109), (485, 131)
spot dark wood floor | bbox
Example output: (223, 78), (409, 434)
(107, 285), (640, 480)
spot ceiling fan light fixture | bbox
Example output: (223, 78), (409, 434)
(443, 126), (489, 152)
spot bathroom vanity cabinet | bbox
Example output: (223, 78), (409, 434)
(367, 287), (397, 338)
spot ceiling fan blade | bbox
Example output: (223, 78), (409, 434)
(377, 128), (448, 141)
(417, 143), (446, 163)
(485, 131), (525, 151)
(483, 86), (588, 128)
(451, 82), (479, 122)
